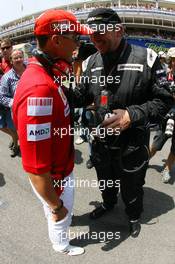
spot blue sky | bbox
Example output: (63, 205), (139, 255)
(0, 0), (72, 25)
(0, 0), (175, 26)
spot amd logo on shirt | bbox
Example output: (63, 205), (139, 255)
(27, 123), (51, 141)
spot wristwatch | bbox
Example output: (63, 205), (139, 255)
(51, 200), (64, 215)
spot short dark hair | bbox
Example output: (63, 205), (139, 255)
(36, 35), (49, 49)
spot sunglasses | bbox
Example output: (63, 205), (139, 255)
(1, 46), (12, 51)
(61, 34), (80, 42)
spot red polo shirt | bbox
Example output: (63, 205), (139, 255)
(13, 58), (74, 187)
(0, 58), (12, 73)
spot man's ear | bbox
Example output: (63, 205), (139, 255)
(51, 35), (60, 46)
(115, 25), (124, 37)
(120, 25), (124, 35)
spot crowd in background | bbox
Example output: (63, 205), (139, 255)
(125, 30), (175, 41)
(1, 2), (175, 32)
(70, 3), (175, 13)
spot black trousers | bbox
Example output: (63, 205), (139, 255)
(91, 142), (148, 220)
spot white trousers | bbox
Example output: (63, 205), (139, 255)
(30, 172), (74, 251)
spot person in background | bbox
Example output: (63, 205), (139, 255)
(0, 38), (13, 74)
(0, 49), (26, 157)
(149, 50), (168, 160)
(158, 51), (168, 72)
(73, 42), (97, 169)
(0, 50), (3, 79)
(150, 47), (175, 183)
(0, 38), (13, 150)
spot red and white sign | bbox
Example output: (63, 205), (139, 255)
(27, 97), (53, 116)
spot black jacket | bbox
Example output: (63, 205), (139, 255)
(73, 39), (173, 148)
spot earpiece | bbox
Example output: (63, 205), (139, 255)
(32, 48), (72, 79)
(32, 48), (54, 67)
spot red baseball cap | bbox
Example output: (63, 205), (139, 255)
(34, 9), (92, 35)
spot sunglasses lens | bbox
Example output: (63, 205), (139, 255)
(62, 34), (80, 42)
(1, 46), (11, 51)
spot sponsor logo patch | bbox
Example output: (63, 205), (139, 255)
(117, 64), (143, 72)
(27, 123), (51, 141)
(27, 97), (53, 116)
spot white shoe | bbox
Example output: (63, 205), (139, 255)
(53, 245), (85, 256)
(75, 137), (84, 145)
(162, 169), (171, 183)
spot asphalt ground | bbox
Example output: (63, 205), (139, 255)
(0, 131), (175, 264)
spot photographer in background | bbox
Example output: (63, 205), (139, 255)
(150, 47), (175, 183)
(73, 40), (97, 83)
(73, 41), (97, 168)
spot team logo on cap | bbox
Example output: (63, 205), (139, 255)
(87, 16), (103, 22)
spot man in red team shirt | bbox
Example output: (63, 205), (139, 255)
(13, 9), (92, 256)
(0, 38), (13, 73)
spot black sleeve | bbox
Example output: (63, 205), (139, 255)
(126, 57), (174, 127)
(70, 56), (95, 108)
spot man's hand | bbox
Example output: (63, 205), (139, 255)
(28, 172), (66, 217)
(102, 109), (131, 132)
(51, 206), (68, 222)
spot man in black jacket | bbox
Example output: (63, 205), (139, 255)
(72, 8), (173, 237)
